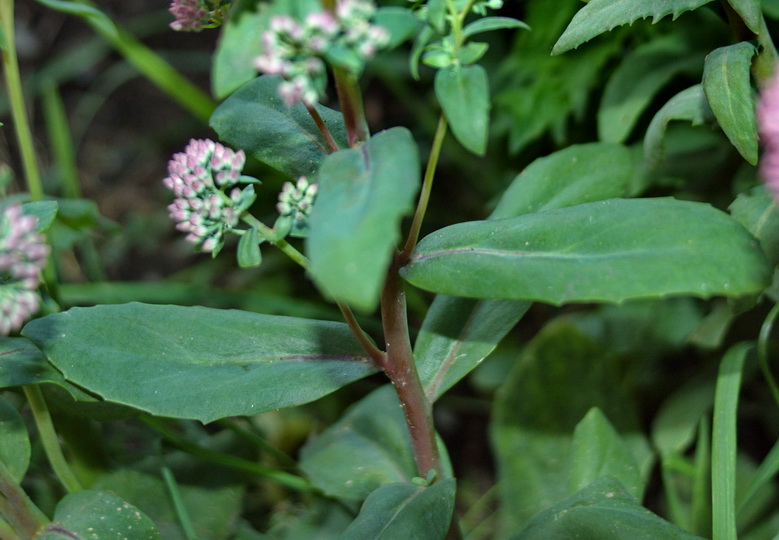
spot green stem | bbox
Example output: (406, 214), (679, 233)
(142, 417), (318, 494)
(241, 214), (310, 269)
(216, 418), (299, 469)
(380, 255), (442, 480)
(758, 303), (779, 407)
(402, 114), (448, 260)
(0, 0), (44, 200)
(0, 517), (22, 540)
(22, 386), (82, 494)
(0, 459), (50, 538)
(332, 66), (369, 146)
(161, 466), (198, 540)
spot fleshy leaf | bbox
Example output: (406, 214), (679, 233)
(0, 337), (71, 390)
(340, 479), (456, 540)
(435, 65), (490, 155)
(210, 76), (347, 179)
(402, 198), (770, 305)
(462, 17), (530, 39)
(644, 85), (716, 168)
(22, 303), (378, 423)
(37, 490), (160, 539)
(702, 42), (758, 165)
(306, 127), (420, 312)
(0, 396), (30, 483)
(237, 227), (262, 268)
(552, 0), (716, 55)
(725, 0), (762, 33)
(490, 143), (632, 219)
(511, 477), (705, 540)
(300, 385), (451, 501)
(729, 186), (779, 267)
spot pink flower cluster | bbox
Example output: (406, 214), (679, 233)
(169, 0), (210, 32)
(0, 205), (49, 335)
(163, 139), (256, 253)
(255, 0), (390, 106)
(758, 72), (779, 199)
(277, 176), (318, 226)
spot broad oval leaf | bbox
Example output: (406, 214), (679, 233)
(552, 0), (715, 55)
(210, 76), (347, 179)
(0, 395), (30, 483)
(340, 479), (456, 540)
(490, 143), (633, 219)
(21, 303), (378, 423)
(644, 85), (716, 168)
(598, 36), (704, 143)
(300, 385), (451, 501)
(703, 42), (758, 165)
(0, 337), (71, 390)
(511, 477), (705, 540)
(415, 296), (530, 401)
(37, 490), (160, 539)
(435, 65), (490, 156)
(402, 198), (770, 305)
(306, 127), (420, 312)
(726, 0), (762, 33)
(729, 185), (779, 266)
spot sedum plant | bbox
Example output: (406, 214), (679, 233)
(1, 0), (779, 538)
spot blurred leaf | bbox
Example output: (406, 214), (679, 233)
(340, 479), (456, 540)
(552, 0), (715, 55)
(300, 386), (451, 501)
(462, 17), (530, 39)
(435, 65), (490, 155)
(307, 128), (420, 311)
(19, 200), (58, 232)
(712, 343), (751, 540)
(264, 499), (352, 539)
(729, 185), (779, 266)
(598, 36), (704, 143)
(570, 408), (645, 501)
(211, 76), (347, 179)
(403, 198), (770, 305)
(35, 0), (119, 40)
(725, 0), (762, 32)
(375, 7), (421, 49)
(702, 42), (758, 164)
(22, 303), (378, 423)
(0, 395), (30, 483)
(37, 490), (160, 539)
(415, 296), (530, 400)
(237, 228), (262, 268)
(511, 477), (705, 539)
(644, 85), (716, 168)
(490, 143), (633, 219)
(652, 381), (715, 458)
(491, 321), (644, 535)
(0, 337), (71, 391)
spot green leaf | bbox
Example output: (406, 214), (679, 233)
(237, 227), (262, 268)
(457, 42), (489, 65)
(0, 337), (71, 390)
(712, 343), (751, 540)
(491, 321), (644, 535)
(552, 0), (716, 55)
(490, 143), (633, 219)
(19, 200), (58, 232)
(300, 386), (451, 501)
(651, 381), (715, 458)
(730, 186), (779, 267)
(570, 408), (644, 501)
(306, 127), (420, 312)
(435, 65), (490, 155)
(725, 0), (762, 33)
(511, 477), (705, 540)
(414, 296), (530, 400)
(598, 36), (704, 143)
(37, 490), (160, 539)
(403, 198), (770, 305)
(0, 396), (30, 483)
(462, 16), (530, 39)
(34, 0), (119, 41)
(340, 479), (456, 540)
(210, 76), (348, 179)
(22, 303), (378, 423)
(375, 7), (421, 49)
(702, 42), (758, 165)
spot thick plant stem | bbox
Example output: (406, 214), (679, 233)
(333, 66), (369, 146)
(380, 256), (443, 480)
(23, 386), (82, 493)
(0, 459), (50, 537)
(305, 103), (340, 152)
(0, 0), (44, 201)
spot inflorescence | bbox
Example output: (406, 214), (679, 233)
(0, 205), (49, 335)
(163, 139), (255, 254)
(255, 0), (390, 106)
(168, 0), (227, 32)
(759, 72), (779, 200)
(277, 176), (318, 232)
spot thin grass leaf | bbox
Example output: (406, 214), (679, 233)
(758, 303), (779, 406)
(737, 438), (779, 517)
